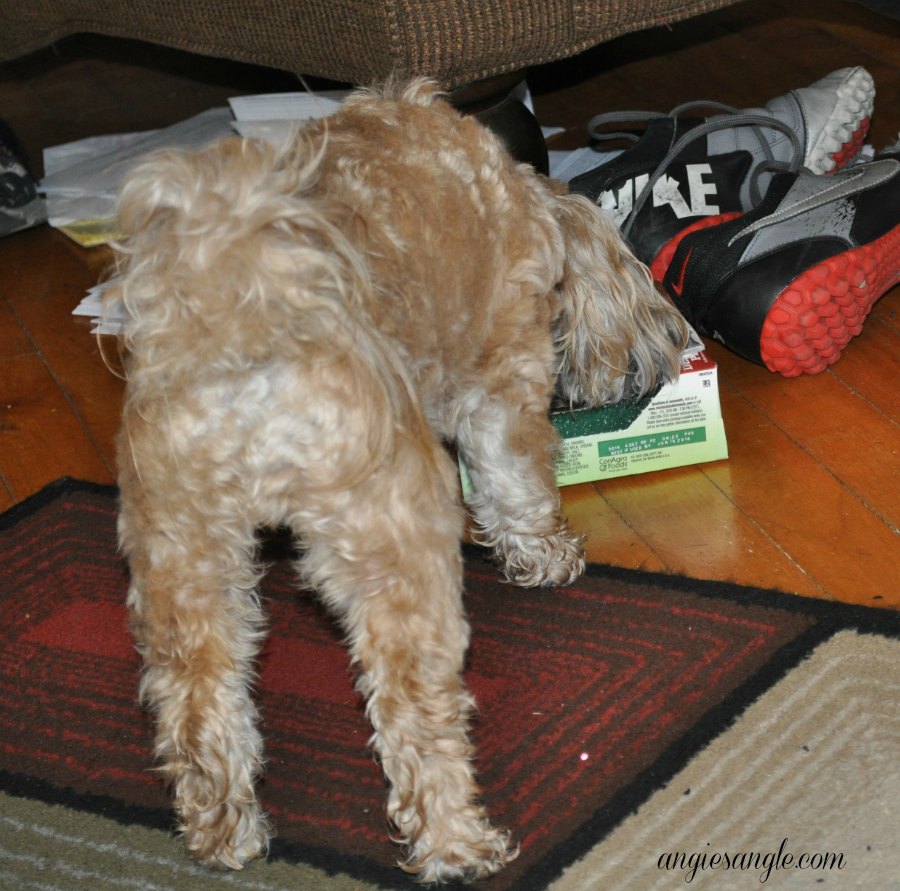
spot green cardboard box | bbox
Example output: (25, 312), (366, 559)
(460, 329), (728, 490)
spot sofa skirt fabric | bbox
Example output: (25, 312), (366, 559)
(0, 0), (743, 88)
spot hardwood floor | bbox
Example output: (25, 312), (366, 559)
(1, 0), (897, 606)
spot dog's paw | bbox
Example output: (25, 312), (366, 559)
(500, 529), (585, 587)
(180, 800), (272, 870)
(402, 818), (518, 884)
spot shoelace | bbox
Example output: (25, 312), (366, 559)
(587, 102), (804, 242)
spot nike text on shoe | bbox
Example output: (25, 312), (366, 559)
(660, 146), (900, 377)
(568, 67), (875, 277)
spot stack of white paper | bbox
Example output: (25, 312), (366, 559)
(228, 90), (348, 142)
(71, 280), (122, 335)
(42, 108), (236, 247)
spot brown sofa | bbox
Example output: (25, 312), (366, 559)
(1, 0), (746, 90)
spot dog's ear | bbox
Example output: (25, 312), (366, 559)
(551, 192), (688, 406)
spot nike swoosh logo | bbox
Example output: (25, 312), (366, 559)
(728, 158), (899, 247)
(671, 247), (692, 297)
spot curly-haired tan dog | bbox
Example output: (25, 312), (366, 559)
(110, 79), (687, 883)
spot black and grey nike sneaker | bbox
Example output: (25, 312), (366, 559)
(568, 67), (875, 281)
(659, 143), (900, 376)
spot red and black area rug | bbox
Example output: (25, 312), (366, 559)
(2, 479), (899, 890)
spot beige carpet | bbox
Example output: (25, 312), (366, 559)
(551, 631), (900, 890)
(0, 791), (383, 891)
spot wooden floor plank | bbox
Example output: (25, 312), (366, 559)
(0, 296), (34, 360)
(561, 482), (667, 571)
(711, 344), (900, 532)
(828, 312), (900, 420)
(594, 463), (827, 597)
(804, 0), (900, 65)
(0, 354), (114, 501)
(3, 230), (124, 471)
(707, 379), (899, 605)
(873, 289), (899, 330)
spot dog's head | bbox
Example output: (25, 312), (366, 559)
(550, 191), (689, 406)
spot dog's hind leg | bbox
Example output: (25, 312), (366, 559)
(291, 422), (515, 884)
(118, 456), (271, 870)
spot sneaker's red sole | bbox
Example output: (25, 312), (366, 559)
(759, 224), (900, 376)
(827, 116), (870, 171)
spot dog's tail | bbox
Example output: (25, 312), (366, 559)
(551, 191), (689, 405)
(110, 132), (362, 355)
(110, 128), (400, 377)
(109, 132), (429, 487)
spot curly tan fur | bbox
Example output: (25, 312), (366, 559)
(110, 79), (687, 883)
